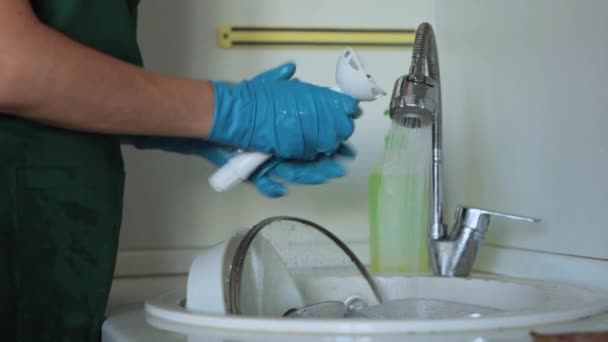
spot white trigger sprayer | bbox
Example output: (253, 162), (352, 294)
(209, 48), (386, 193)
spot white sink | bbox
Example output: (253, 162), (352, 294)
(145, 269), (608, 335)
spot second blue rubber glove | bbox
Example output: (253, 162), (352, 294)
(209, 64), (359, 160)
(251, 143), (356, 197)
(133, 135), (354, 197)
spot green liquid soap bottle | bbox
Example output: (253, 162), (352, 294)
(369, 125), (431, 274)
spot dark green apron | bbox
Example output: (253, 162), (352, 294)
(0, 1), (142, 341)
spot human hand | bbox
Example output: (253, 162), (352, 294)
(208, 63), (359, 160)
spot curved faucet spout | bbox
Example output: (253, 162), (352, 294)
(389, 22), (445, 244)
(413, 23), (444, 243)
(410, 23), (441, 85)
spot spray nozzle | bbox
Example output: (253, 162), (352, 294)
(333, 48), (386, 101)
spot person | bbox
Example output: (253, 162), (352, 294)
(0, 1), (360, 341)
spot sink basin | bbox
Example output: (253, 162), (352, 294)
(145, 269), (608, 334)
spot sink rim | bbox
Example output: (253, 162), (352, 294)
(145, 275), (608, 335)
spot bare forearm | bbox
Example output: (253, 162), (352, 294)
(0, 1), (214, 137)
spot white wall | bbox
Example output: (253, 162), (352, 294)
(436, 0), (608, 261)
(119, 0), (435, 250)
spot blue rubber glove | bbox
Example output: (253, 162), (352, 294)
(132, 63), (356, 197)
(132, 136), (355, 197)
(209, 65), (359, 160)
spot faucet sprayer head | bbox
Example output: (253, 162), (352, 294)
(389, 74), (438, 129)
(390, 108), (433, 129)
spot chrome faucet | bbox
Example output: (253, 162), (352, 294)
(389, 23), (540, 277)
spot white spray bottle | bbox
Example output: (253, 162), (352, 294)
(209, 48), (386, 193)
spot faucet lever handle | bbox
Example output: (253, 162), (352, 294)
(455, 205), (541, 232)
